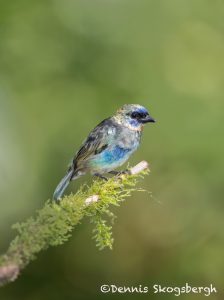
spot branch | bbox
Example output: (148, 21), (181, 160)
(0, 161), (149, 287)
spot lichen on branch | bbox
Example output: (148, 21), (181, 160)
(0, 161), (149, 287)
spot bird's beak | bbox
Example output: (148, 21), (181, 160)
(141, 115), (156, 123)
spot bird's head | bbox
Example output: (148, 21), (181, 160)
(114, 104), (155, 130)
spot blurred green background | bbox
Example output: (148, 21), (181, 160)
(0, 0), (224, 299)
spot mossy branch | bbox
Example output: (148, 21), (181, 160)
(0, 161), (149, 287)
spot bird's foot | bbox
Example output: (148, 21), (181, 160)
(94, 173), (108, 181)
(107, 169), (131, 190)
(109, 169), (131, 176)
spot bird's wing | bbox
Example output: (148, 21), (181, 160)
(73, 118), (116, 168)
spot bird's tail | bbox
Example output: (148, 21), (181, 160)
(53, 169), (73, 201)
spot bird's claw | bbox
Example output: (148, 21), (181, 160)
(109, 169), (131, 176)
(94, 173), (109, 181)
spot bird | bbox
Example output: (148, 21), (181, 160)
(53, 104), (155, 201)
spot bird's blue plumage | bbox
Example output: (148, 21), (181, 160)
(90, 145), (134, 171)
(104, 145), (132, 162)
(53, 104), (155, 201)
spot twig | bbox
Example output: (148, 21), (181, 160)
(0, 161), (149, 286)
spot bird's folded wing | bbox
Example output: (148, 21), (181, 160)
(73, 118), (116, 165)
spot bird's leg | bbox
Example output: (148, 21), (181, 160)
(94, 173), (108, 181)
(121, 169), (131, 175)
(109, 169), (131, 176)
(108, 170), (120, 175)
(108, 169), (131, 190)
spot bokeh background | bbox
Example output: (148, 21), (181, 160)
(0, 0), (224, 299)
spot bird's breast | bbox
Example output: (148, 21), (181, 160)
(117, 128), (141, 149)
(102, 145), (132, 163)
(85, 125), (142, 173)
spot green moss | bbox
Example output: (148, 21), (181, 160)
(0, 167), (149, 285)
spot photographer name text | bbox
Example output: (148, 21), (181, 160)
(100, 283), (217, 297)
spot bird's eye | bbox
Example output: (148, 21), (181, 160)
(131, 112), (140, 119)
(130, 111), (148, 119)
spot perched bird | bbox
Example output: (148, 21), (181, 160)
(53, 104), (155, 201)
